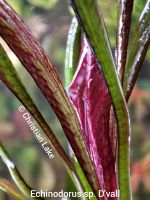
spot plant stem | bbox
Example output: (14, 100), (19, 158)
(0, 142), (43, 200)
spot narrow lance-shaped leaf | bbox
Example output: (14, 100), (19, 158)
(0, 179), (25, 200)
(123, 0), (150, 100)
(112, 0), (134, 175)
(0, 0), (100, 195)
(0, 142), (42, 200)
(0, 43), (87, 193)
(70, 1), (131, 200)
(69, 35), (117, 198)
(65, 17), (96, 200)
(117, 0), (134, 82)
(0, 43), (74, 176)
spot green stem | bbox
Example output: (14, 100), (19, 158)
(0, 142), (43, 200)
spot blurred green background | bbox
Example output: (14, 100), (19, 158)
(0, 0), (150, 199)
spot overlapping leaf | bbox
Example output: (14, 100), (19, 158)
(111, 0), (133, 167)
(70, 1), (131, 200)
(0, 43), (74, 172)
(65, 18), (96, 200)
(0, 0), (99, 195)
(69, 36), (117, 197)
(123, 0), (150, 100)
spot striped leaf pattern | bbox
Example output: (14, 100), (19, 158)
(0, 0), (99, 195)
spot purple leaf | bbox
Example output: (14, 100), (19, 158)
(69, 36), (117, 197)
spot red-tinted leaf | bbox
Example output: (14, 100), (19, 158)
(0, 0), (100, 194)
(69, 36), (117, 196)
(123, 0), (150, 101)
(117, 0), (134, 82)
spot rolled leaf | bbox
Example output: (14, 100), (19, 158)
(123, 0), (150, 100)
(65, 18), (96, 200)
(117, 0), (134, 82)
(69, 36), (117, 196)
(0, 0), (99, 195)
(69, 1), (131, 199)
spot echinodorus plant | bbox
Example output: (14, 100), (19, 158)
(0, 0), (149, 200)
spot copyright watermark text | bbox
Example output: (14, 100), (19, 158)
(18, 105), (54, 159)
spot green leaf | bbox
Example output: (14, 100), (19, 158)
(123, 0), (150, 100)
(74, 161), (96, 200)
(70, 0), (131, 199)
